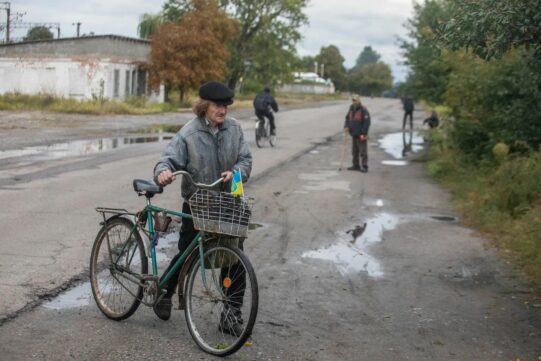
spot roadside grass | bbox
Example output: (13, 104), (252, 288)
(0, 91), (346, 115)
(427, 130), (541, 293)
(0, 93), (176, 114)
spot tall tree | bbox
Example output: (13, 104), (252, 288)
(148, 0), (238, 102)
(398, 0), (451, 103)
(219, 0), (308, 89)
(348, 62), (393, 96)
(24, 26), (54, 41)
(355, 46), (381, 66)
(137, 13), (164, 39)
(315, 45), (347, 91)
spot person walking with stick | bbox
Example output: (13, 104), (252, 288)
(344, 95), (371, 173)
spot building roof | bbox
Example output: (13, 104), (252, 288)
(0, 35), (151, 62)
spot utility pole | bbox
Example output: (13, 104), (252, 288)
(320, 64), (325, 78)
(72, 22), (81, 37)
(0, 2), (10, 43)
(1, 2), (25, 43)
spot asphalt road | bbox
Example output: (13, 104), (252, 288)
(0, 99), (539, 360)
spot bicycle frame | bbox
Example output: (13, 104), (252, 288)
(142, 201), (204, 289)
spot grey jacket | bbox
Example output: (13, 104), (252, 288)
(153, 116), (252, 199)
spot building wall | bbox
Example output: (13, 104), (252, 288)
(279, 83), (335, 94)
(0, 35), (163, 102)
(0, 57), (163, 102)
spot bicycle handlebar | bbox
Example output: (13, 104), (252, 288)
(171, 170), (224, 189)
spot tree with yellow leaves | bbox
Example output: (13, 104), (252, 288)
(148, 0), (238, 102)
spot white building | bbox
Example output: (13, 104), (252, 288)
(0, 35), (164, 102)
(279, 72), (335, 94)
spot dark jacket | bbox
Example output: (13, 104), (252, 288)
(253, 91), (279, 113)
(403, 97), (414, 112)
(154, 116), (252, 199)
(344, 104), (371, 137)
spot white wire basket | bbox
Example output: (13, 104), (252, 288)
(188, 189), (253, 238)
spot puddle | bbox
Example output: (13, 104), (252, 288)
(309, 150), (320, 154)
(381, 160), (408, 166)
(42, 231), (178, 310)
(298, 170), (350, 192)
(131, 124), (182, 134)
(302, 213), (402, 277)
(0, 135), (174, 162)
(378, 131), (424, 159)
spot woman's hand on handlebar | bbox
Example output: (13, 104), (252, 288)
(157, 169), (176, 186)
(221, 171), (233, 182)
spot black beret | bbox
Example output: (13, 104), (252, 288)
(199, 81), (234, 105)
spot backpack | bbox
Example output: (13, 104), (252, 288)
(253, 93), (268, 112)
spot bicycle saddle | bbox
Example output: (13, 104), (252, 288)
(133, 179), (163, 197)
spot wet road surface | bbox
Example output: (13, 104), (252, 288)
(0, 100), (539, 360)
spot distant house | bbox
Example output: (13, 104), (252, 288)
(0, 35), (164, 102)
(279, 72), (335, 94)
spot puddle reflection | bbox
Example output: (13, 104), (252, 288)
(378, 131), (424, 159)
(42, 231), (178, 310)
(0, 135), (174, 162)
(302, 213), (402, 278)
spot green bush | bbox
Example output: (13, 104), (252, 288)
(489, 152), (541, 217)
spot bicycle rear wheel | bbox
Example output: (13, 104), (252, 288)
(90, 217), (147, 321)
(184, 244), (258, 356)
(255, 120), (264, 148)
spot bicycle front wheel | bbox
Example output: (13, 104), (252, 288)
(90, 217), (147, 321)
(184, 244), (258, 356)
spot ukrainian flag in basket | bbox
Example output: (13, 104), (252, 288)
(230, 169), (244, 197)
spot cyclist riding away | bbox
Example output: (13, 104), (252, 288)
(253, 87), (279, 136)
(153, 80), (252, 336)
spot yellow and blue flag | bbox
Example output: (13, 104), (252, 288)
(230, 169), (244, 197)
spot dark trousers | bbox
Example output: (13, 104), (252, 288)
(255, 110), (275, 131)
(403, 111), (413, 129)
(351, 137), (368, 169)
(161, 202), (246, 312)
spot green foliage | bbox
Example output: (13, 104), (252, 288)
(490, 152), (541, 217)
(137, 13), (164, 39)
(219, 0), (308, 89)
(24, 26), (54, 41)
(355, 46), (381, 66)
(440, 0), (541, 60)
(315, 45), (347, 91)
(348, 62), (393, 96)
(296, 55), (316, 72)
(444, 47), (541, 153)
(426, 137), (541, 291)
(399, 0), (451, 103)
(0, 93), (169, 114)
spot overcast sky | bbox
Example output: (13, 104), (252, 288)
(4, 0), (413, 82)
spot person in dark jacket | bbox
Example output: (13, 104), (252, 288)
(344, 95), (371, 172)
(253, 87), (279, 135)
(423, 110), (439, 129)
(152, 81), (252, 337)
(402, 95), (414, 129)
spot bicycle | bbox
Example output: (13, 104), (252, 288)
(89, 170), (258, 357)
(254, 115), (276, 148)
